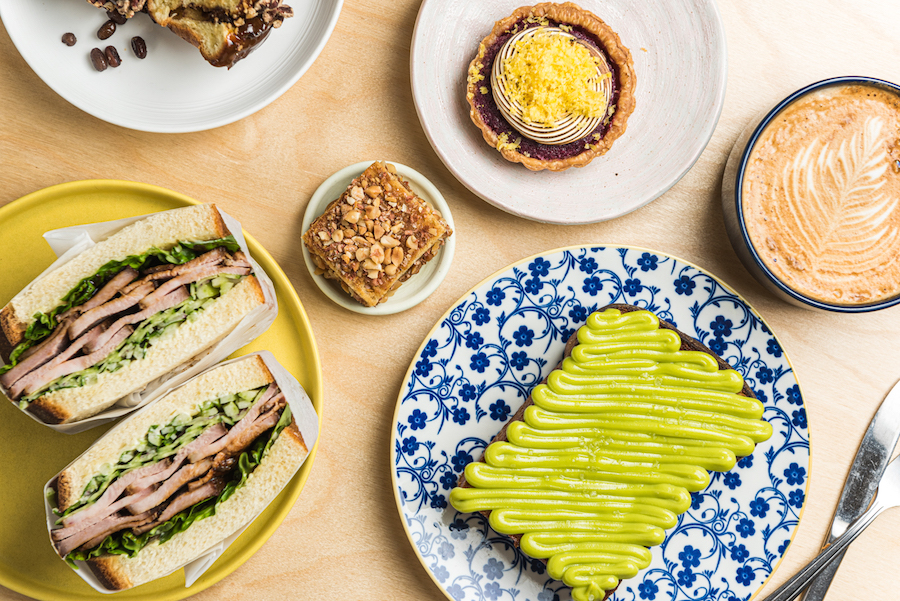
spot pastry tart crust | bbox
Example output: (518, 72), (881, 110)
(466, 2), (636, 171)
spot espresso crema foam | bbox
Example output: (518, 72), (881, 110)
(742, 84), (900, 305)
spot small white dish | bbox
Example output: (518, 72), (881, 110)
(0, 0), (342, 133)
(301, 161), (456, 315)
(410, 0), (727, 224)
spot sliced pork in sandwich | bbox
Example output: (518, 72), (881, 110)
(47, 353), (310, 591)
(0, 204), (268, 424)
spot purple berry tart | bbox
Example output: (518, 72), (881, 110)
(466, 2), (636, 171)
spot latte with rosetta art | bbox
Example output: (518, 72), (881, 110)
(743, 84), (900, 305)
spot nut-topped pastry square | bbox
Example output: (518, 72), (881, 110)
(302, 162), (453, 307)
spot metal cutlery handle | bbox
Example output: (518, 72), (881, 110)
(798, 547), (847, 601)
(801, 380), (900, 601)
(760, 500), (886, 601)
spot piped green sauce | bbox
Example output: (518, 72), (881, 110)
(449, 309), (773, 601)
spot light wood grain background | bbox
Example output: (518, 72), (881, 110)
(2, 0), (900, 599)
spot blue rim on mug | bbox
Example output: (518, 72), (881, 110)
(733, 75), (900, 313)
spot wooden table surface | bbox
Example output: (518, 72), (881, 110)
(2, 1), (900, 599)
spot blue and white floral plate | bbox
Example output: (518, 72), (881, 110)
(390, 246), (811, 601)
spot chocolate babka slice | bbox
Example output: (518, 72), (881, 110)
(89, 0), (293, 68)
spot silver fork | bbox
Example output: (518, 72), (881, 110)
(760, 454), (900, 601)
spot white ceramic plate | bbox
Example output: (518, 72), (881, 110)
(410, 0), (727, 224)
(301, 161), (456, 315)
(392, 246), (810, 601)
(0, 0), (342, 133)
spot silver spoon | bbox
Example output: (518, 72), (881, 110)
(760, 454), (900, 601)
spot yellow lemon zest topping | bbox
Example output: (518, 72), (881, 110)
(497, 132), (522, 152)
(467, 44), (487, 84)
(500, 30), (608, 125)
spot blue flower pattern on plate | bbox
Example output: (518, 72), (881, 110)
(393, 247), (810, 601)
(489, 400), (511, 421)
(466, 331), (484, 350)
(637, 252), (659, 272)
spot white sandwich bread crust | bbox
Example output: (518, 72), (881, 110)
(54, 355), (309, 591)
(0, 204), (229, 349)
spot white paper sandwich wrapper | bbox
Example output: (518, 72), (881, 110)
(2, 206), (278, 433)
(43, 350), (320, 593)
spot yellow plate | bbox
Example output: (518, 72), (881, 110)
(0, 180), (323, 600)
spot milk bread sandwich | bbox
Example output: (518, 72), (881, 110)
(450, 305), (774, 601)
(46, 353), (312, 591)
(0, 204), (270, 425)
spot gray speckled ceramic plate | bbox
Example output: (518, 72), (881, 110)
(410, 0), (727, 224)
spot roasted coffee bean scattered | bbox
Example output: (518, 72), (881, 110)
(90, 47), (108, 72)
(105, 45), (121, 68)
(98, 20), (116, 40)
(131, 36), (147, 59)
(107, 10), (127, 25)
(61, 32), (77, 46)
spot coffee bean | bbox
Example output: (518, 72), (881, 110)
(131, 36), (147, 59)
(105, 46), (121, 68)
(107, 10), (127, 25)
(61, 32), (77, 46)
(98, 20), (116, 40)
(90, 48), (108, 72)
